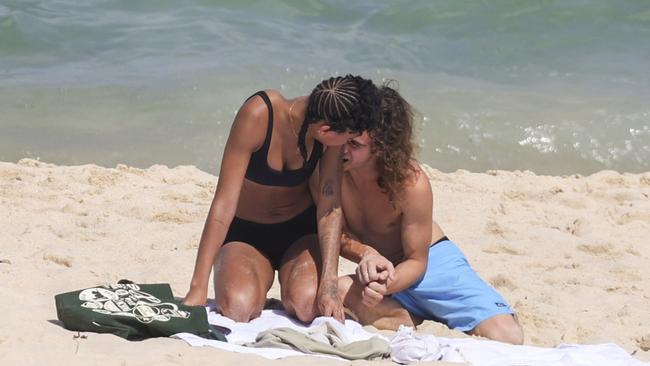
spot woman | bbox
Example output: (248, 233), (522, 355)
(183, 75), (380, 323)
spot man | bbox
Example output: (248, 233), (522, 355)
(333, 85), (523, 344)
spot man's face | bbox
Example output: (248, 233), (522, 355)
(343, 132), (374, 171)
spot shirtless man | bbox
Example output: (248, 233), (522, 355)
(333, 85), (524, 344)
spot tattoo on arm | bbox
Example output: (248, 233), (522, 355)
(322, 179), (334, 197)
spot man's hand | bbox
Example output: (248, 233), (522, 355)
(357, 254), (395, 308)
(357, 253), (395, 285)
(316, 278), (345, 322)
(361, 280), (388, 307)
(182, 288), (208, 307)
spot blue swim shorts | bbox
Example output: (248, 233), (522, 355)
(392, 239), (514, 332)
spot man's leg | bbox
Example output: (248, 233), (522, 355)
(338, 275), (421, 330)
(394, 240), (524, 344)
(470, 314), (524, 345)
(278, 234), (320, 323)
(214, 242), (275, 322)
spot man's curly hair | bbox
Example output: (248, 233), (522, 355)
(371, 83), (418, 203)
(298, 75), (381, 161)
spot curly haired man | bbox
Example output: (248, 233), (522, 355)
(315, 84), (524, 344)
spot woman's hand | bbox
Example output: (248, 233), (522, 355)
(316, 277), (345, 322)
(182, 287), (208, 307)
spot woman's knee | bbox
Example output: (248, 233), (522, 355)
(282, 284), (318, 323)
(216, 289), (264, 322)
(279, 240), (320, 323)
(213, 242), (274, 322)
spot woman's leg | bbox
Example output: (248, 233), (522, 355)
(278, 234), (321, 323)
(214, 242), (275, 322)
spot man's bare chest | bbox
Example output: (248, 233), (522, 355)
(342, 184), (401, 239)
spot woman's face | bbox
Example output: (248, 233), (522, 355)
(313, 121), (360, 147)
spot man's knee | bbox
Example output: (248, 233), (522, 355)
(217, 290), (263, 323)
(472, 314), (524, 345)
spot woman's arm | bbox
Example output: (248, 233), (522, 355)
(314, 146), (345, 321)
(312, 170), (375, 265)
(341, 231), (380, 263)
(183, 97), (266, 306)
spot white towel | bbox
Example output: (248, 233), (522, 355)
(174, 307), (648, 365)
(390, 325), (443, 363)
(174, 308), (385, 360)
(432, 338), (647, 366)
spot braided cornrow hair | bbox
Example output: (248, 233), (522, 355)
(298, 75), (380, 161)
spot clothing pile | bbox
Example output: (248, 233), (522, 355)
(176, 308), (648, 366)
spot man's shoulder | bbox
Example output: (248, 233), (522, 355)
(398, 163), (433, 210)
(404, 162), (432, 195)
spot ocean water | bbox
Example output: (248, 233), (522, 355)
(1, 0), (649, 175)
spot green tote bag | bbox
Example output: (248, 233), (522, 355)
(55, 283), (226, 341)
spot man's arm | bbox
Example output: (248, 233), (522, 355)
(314, 146), (345, 321)
(382, 170), (433, 295)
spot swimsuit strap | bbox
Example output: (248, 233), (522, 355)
(247, 90), (273, 155)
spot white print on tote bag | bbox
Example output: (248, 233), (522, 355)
(78, 284), (190, 323)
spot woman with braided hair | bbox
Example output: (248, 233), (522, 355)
(183, 75), (380, 323)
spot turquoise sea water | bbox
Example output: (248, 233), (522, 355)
(1, 0), (649, 174)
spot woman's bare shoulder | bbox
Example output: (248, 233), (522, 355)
(260, 89), (288, 108)
(238, 91), (272, 121)
(228, 92), (273, 151)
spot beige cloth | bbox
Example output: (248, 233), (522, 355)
(246, 323), (390, 360)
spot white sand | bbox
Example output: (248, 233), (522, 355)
(1, 159), (649, 365)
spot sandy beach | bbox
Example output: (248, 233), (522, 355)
(1, 158), (648, 365)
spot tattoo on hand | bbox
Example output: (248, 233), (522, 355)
(320, 280), (339, 299)
(322, 179), (334, 197)
(327, 284), (338, 298)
